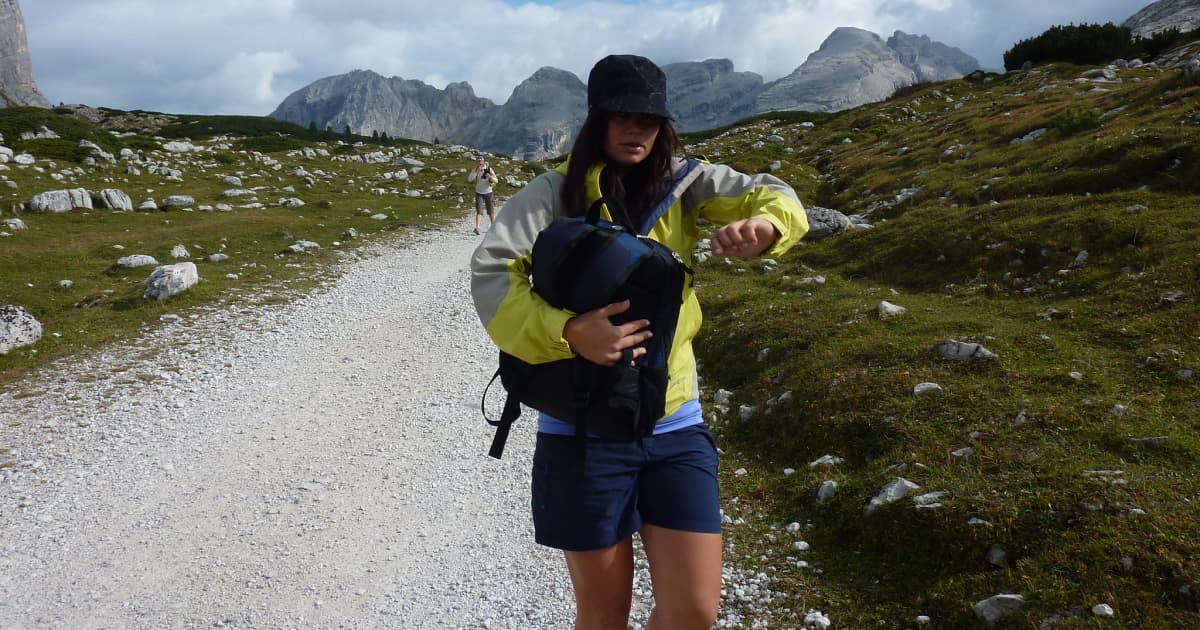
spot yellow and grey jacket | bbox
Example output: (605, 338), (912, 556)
(470, 156), (809, 420)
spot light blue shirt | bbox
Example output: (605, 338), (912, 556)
(537, 398), (703, 436)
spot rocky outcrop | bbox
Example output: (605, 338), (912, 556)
(454, 67), (586, 161)
(664, 59), (763, 132)
(1123, 0), (1200, 37)
(270, 69), (494, 143)
(0, 0), (49, 108)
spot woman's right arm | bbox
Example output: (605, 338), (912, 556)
(469, 172), (577, 364)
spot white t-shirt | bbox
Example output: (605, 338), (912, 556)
(469, 165), (496, 194)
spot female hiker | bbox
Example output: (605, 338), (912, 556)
(469, 54), (808, 629)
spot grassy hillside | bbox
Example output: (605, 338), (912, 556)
(0, 108), (537, 383)
(688, 56), (1200, 627)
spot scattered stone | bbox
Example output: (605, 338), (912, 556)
(117, 254), (160, 268)
(913, 382), (943, 396)
(1092, 603), (1114, 617)
(162, 195), (195, 209)
(170, 245), (191, 259)
(866, 478), (920, 513)
(816, 480), (837, 503)
(935, 339), (997, 361)
(973, 593), (1025, 624)
(877, 300), (907, 319)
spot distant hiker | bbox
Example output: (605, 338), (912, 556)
(468, 154), (498, 235)
(469, 54), (809, 628)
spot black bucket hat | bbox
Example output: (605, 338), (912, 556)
(587, 54), (672, 119)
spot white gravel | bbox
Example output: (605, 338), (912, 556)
(0, 222), (784, 629)
(0, 225), (587, 629)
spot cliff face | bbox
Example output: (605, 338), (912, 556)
(664, 59), (763, 132)
(0, 0), (49, 108)
(453, 67), (586, 161)
(1123, 0), (1200, 37)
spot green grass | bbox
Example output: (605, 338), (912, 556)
(0, 106), (487, 381)
(684, 55), (1200, 628)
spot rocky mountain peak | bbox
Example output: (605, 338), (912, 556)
(0, 0), (49, 108)
(1123, 0), (1200, 37)
(887, 30), (982, 82)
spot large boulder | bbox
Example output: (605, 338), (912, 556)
(97, 189), (134, 211)
(29, 188), (93, 213)
(0, 305), (43, 354)
(144, 262), (199, 300)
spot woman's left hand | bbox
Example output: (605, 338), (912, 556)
(711, 218), (779, 257)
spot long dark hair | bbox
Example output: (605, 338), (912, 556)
(562, 109), (682, 226)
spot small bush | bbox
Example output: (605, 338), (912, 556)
(1054, 108), (1101, 135)
(235, 135), (308, 153)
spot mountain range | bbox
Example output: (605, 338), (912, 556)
(270, 27), (980, 160)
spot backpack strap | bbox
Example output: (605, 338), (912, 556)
(483, 368), (522, 460)
(637, 158), (703, 235)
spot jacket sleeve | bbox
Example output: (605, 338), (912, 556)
(470, 171), (576, 364)
(467, 168), (478, 183)
(684, 162), (809, 256)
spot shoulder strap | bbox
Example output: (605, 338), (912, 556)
(483, 368), (523, 460)
(637, 158), (704, 235)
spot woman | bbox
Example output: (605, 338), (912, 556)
(470, 54), (808, 629)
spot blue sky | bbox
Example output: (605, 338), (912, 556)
(21, 0), (1154, 116)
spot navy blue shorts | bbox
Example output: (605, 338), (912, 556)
(531, 423), (721, 551)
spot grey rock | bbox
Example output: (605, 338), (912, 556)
(29, 188), (92, 213)
(117, 254), (159, 268)
(98, 188), (134, 211)
(803, 206), (851, 240)
(973, 593), (1025, 624)
(144, 262), (199, 300)
(935, 339), (998, 361)
(0, 304), (43, 354)
(162, 195), (195, 209)
(865, 478), (920, 512)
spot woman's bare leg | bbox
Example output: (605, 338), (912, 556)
(564, 537), (635, 630)
(641, 524), (722, 629)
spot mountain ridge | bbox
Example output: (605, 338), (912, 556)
(270, 26), (981, 160)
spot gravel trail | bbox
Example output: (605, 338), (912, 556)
(0, 224), (583, 629)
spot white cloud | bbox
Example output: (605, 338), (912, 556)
(21, 0), (1151, 115)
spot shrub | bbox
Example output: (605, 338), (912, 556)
(1053, 108), (1101, 135)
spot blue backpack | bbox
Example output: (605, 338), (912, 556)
(484, 197), (693, 461)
